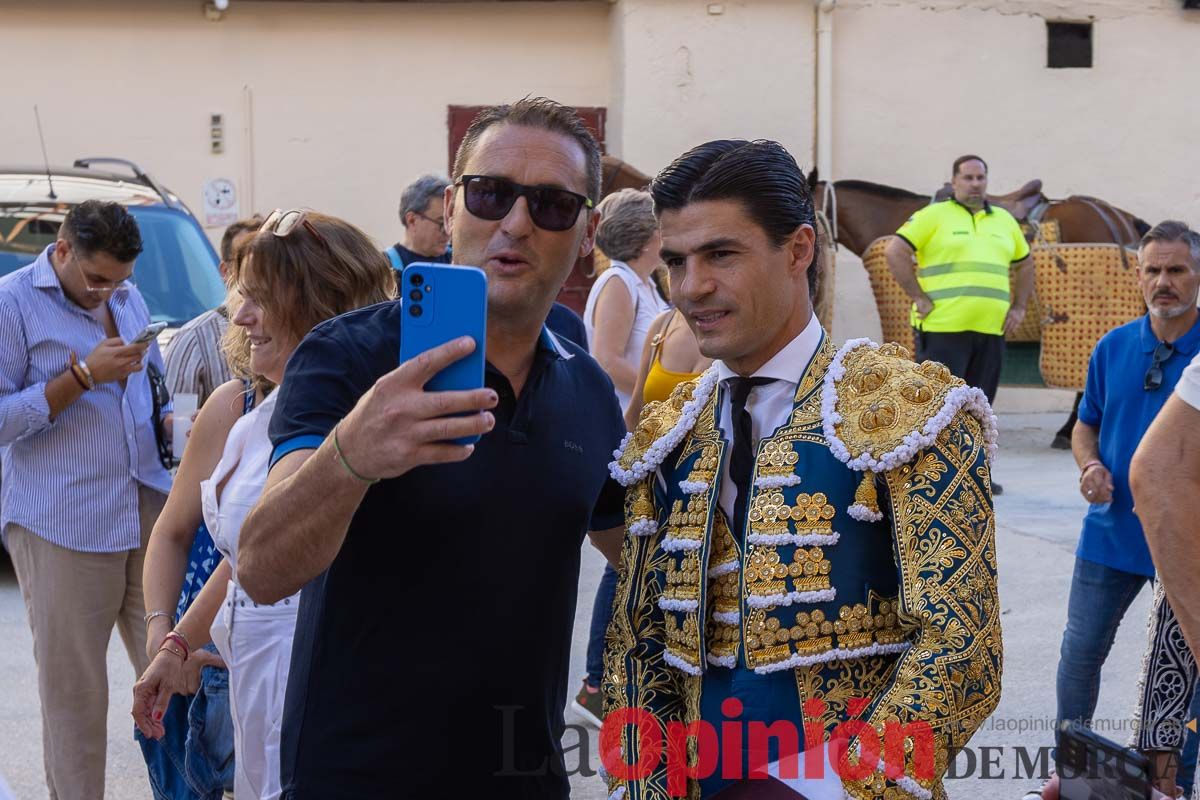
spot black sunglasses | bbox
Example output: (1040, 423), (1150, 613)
(456, 175), (593, 232)
(1144, 340), (1175, 391)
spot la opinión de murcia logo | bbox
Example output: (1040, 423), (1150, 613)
(599, 697), (936, 795)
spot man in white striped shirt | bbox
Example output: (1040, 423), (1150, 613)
(0, 200), (172, 799)
(163, 215), (261, 408)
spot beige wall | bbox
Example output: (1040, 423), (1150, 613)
(3, 0), (1197, 310)
(609, 0), (816, 179)
(0, 0), (610, 249)
(830, 0), (1200, 227)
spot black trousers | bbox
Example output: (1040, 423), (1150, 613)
(914, 329), (1004, 404)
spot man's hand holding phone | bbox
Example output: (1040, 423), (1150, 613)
(334, 336), (498, 482)
(85, 337), (152, 385)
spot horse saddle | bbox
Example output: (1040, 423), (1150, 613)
(932, 178), (1047, 223)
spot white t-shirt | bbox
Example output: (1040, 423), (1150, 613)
(583, 261), (669, 412)
(1175, 351), (1200, 410)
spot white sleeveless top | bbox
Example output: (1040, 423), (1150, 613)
(583, 261), (669, 412)
(200, 390), (278, 583)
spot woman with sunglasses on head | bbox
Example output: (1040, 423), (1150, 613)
(133, 210), (395, 800)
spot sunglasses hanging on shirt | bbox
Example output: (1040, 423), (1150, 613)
(1144, 340), (1175, 391)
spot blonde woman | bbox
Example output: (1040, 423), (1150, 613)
(133, 210), (395, 800)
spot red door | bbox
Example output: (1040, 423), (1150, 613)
(447, 105), (606, 315)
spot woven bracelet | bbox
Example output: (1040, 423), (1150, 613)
(333, 423), (380, 485)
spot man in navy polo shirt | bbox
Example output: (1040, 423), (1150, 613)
(236, 98), (625, 799)
(1039, 221), (1200, 799)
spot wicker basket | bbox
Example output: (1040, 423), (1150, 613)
(814, 211), (836, 332)
(862, 236), (916, 352)
(1034, 243), (1144, 390)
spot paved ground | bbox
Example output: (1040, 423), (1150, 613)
(0, 412), (1158, 799)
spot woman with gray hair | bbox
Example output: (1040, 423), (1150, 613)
(582, 188), (669, 413)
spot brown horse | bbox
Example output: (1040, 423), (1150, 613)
(807, 170), (1150, 255)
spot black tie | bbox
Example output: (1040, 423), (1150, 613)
(728, 377), (775, 543)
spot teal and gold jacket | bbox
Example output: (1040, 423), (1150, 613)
(602, 336), (1003, 800)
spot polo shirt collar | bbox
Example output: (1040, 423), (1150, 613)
(1139, 313), (1200, 356)
(31, 244), (64, 290)
(950, 197), (993, 216)
(538, 325), (574, 361)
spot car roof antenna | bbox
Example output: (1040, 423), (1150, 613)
(34, 105), (58, 200)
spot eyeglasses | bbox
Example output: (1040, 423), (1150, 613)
(456, 175), (593, 232)
(1144, 340), (1176, 391)
(413, 211), (446, 230)
(260, 208), (330, 250)
(72, 254), (133, 296)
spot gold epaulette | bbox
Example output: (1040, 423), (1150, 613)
(825, 339), (997, 475)
(610, 369), (720, 487)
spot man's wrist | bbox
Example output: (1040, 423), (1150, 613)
(1079, 459), (1103, 482)
(332, 420), (379, 485)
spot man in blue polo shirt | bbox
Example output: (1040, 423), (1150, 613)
(236, 98), (625, 800)
(1035, 221), (1200, 800)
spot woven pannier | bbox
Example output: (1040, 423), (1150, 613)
(1034, 243), (1145, 390)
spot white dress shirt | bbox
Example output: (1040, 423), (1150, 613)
(714, 314), (823, 521)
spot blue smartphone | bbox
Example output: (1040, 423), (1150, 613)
(399, 263), (488, 444)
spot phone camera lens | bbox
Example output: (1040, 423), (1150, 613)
(409, 273), (424, 287)
(409, 289), (423, 302)
(409, 304), (423, 318)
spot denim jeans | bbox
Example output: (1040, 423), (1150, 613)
(1056, 557), (1150, 744)
(135, 645), (234, 800)
(585, 564), (619, 687)
(136, 520), (234, 799)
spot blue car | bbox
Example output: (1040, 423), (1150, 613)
(0, 158), (226, 557)
(0, 158), (225, 338)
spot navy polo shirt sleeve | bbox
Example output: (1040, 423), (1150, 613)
(589, 390), (627, 532)
(1077, 335), (1107, 428)
(269, 320), (375, 468)
(546, 302), (588, 350)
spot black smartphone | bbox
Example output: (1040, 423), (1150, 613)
(1057, 720), (1152, 800)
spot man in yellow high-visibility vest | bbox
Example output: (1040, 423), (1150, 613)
(887, 155), (1034, 391)
(887, 155), (1033, 494)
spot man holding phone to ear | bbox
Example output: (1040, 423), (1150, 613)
(237, 98), (626, 799)
(0, 199), (171, 798)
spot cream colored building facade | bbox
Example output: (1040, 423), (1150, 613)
(3, 0), (1197, 347)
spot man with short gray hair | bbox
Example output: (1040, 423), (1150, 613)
(1029, 220), (1200, 800)
(385, 173), (451, 269)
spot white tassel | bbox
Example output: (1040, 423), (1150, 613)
(847, 504), (884, 523)
(661, 536), (703, 553)
(664, 650), (703, 676)
(658, 597), (700, 612)
(754, 474), (803, 489)
(707, 560), (739, 578)
(752, 641), (912, 674)
(628, 517), (658, 537)
(746, 531), (841, 547)
(746, 588), (837, 608)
